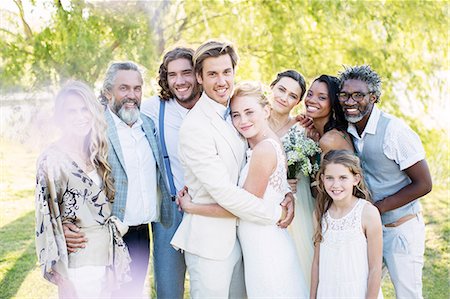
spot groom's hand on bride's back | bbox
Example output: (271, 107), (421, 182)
(63, 223), (87, 253)
(278, 192), (295, 228)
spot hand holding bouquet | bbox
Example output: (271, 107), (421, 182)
(282, 125), (321, 179)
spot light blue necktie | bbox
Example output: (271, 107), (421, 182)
(223, 97), (231, 120)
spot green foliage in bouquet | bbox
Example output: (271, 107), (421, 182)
(282, 126), (321, 179)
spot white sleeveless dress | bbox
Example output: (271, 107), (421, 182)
(318, 199), (383, 298)
(237, 138), (308, 298)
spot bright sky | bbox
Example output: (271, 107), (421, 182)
(1, 0), (54, 31)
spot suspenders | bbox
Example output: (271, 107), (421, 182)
(159, 100), (177, 201)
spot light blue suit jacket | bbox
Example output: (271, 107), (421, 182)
(104, 108), (172, 228)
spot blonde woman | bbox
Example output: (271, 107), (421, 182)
(35, 81), (130, 298)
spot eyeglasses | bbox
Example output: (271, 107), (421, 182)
(337, 91), (373, 102)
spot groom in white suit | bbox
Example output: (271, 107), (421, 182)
(171, 40), (294, 298)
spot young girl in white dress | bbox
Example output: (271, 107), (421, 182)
(178, 82), (308, 298)
(310, 150), (383, 299)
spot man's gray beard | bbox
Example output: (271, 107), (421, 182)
(345, 113), (364, 124)
(118, 106), (140, 125)
(345, 106), (372, 124)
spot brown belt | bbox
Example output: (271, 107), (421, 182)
(384, 212), (420, 227)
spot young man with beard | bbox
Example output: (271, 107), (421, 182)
(141, 47), (201, 299)
(338, 65), (432, 299)
(63, 61), (173, 298)
(170, 40), (295, 298)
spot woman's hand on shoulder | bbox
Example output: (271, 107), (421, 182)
(295, 113), (314, 130)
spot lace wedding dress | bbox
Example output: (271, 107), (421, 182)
(237, 138), (308, 298)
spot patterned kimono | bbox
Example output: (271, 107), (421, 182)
(35, 145), (130, 297)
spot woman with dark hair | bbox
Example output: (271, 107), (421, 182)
(268, 71), (354, 290)
(266, 70), (317, 290)
(268, 70), (308, 136)
(304, 75), (353, 154)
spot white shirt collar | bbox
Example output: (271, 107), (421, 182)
(202, 92), (228, 118)
(347, 105), (381, 139)
(108, 105), (143, 128)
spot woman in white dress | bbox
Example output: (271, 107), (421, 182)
(268, 70), (316, 288)
(268, 71), (354, 288)
(178, 82), (308, 298)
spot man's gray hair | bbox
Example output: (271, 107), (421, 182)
(338, 65), (382, 102)
(100, 61), (141, 104)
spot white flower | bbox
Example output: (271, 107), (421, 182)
(281, 125), (321, 178)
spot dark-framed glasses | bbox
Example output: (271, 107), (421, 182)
(337, 91), (373, 102)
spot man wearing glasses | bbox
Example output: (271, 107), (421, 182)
(338, 65), (432, 299)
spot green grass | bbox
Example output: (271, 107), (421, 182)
(0, 137), (448, 298)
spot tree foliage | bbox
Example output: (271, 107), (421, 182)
(1, 0), (447, 93)
(1, 0), (448, 184)
(0, 0), (158, 89)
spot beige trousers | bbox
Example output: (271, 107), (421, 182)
(185, 239), (246, 299)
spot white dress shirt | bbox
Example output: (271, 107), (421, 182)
(347, 105), (425, 170)
(109, 107), (157, 226)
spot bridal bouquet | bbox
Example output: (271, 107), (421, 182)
(282, 126), (321, 179)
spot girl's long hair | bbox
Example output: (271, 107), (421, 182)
(55, 80), (115, 201)
(313, 150), (371, 246)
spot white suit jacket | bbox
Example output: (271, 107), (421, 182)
(171, 93), (282, 260)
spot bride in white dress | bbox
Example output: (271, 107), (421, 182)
(178, 82), (308, 298)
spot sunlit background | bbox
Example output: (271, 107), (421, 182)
(0, 1), (448, 298)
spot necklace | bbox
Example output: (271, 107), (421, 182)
(271, 116), (292, 134)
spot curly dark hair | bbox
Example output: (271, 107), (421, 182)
(158, 47), (195, 100)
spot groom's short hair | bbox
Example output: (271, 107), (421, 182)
(193, 40), (239, 78)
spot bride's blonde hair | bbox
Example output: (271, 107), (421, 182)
(231, 81), (271, 108)
(54, 80), (115, 201)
